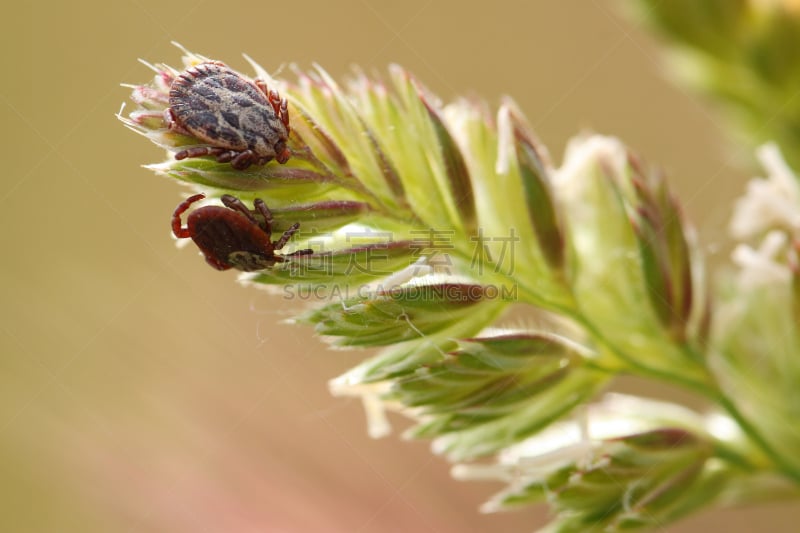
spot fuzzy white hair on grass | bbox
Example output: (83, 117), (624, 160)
(730, 143), (800, 240)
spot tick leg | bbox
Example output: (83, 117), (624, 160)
(172, 193), (206, 238)
(175, 146), (232, 161)
(230, 150), (256, 170)
(278, 95), (290, 131)
(221, 195), (259, 226)
(254, 78), (288, 127)
(272, 222), (300, 251)
(255, 79), (270, 99)
(254, 79), (286, 123)
(274, 141), (290, 164)
(255, 78), (291, 141)
(285, 248), (314, 257)
(262, 86), (289, 130)
(253, 198), (274, 238)
(271, 91), (290, 132)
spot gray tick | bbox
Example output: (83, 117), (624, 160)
(166, 61), (291, 170)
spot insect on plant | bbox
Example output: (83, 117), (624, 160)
(172, 193), (313, 271)
(166, 61), (291, 170)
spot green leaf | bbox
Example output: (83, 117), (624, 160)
(245, 240), (419, 288)
(299, 282), (508, 347)
(393, 333), (583, 415)
(385, 66), (471, 234)
(339, 342), (459, 384)
(289, 105), (354, 179)
(420, 91), (477, 233)
(508, 106), (566, 273)
(426, 367), (606, 461)
(149, 159), (341, 203)
(628, 156), (696, 343)
(262, 200), (371, 234)
(290, 66), (409, 212)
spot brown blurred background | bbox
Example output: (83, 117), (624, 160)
(1, 1), (796, 531)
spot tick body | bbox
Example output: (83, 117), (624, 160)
(172, 193), (312, 271)
(166, 61), (291, 170)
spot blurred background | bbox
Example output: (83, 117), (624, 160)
(2, 1), (796, 531)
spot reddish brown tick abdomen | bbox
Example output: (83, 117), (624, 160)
(172, 193), (313, 271)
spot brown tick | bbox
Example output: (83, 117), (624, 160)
(172, 193), (313, 271)
(166, 61), (291, 170)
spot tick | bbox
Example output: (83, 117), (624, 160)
(172, 193), (313, 271)
(166, 61), (291, 170)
